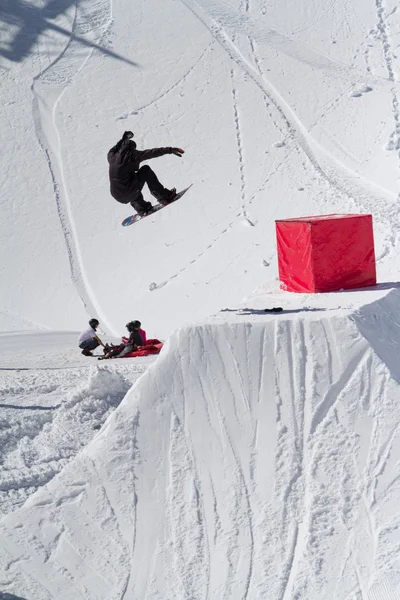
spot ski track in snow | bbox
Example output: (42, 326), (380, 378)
(147, 154), (281, 291)
(31, 0), (115, 332)
(230, 14), (253, 227)
(193, 0), (400, 92)
(144, 0), (371, 292)
(231, 74), (252, 225)
(136, 1), (365, 294)
(179, 0), (400, 259)
(310, 345), (368, 436)
(274, 320), (307, 599)
(148, 209), (252, 291)
(116, 44), (212, 121)
(374, 0), (400, 157)
(220, 330), (256, 598)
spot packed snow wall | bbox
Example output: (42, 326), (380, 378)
(2, 291), (400, 599)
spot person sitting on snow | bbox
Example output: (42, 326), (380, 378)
(107, 131), (184, 217)
(100, 320), (144, 360)
(78, 318), (105, 356)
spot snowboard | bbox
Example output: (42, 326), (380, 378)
(122, 184), (193, 227)
(264, 307), (283, 313)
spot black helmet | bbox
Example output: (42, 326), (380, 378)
(126, 320), (141, 332)
(89, 318), (99, 329)
(125, 139), (137, 150)
(120, 135), (137, 151)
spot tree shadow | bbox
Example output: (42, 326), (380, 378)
(0, 0), (139, 67)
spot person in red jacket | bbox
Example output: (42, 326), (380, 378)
(107, 131), (184, 216)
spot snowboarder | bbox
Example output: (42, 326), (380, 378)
(107, 131), (184, 217)
(100, 320), (144, 359)
(78, 318), (105, 356)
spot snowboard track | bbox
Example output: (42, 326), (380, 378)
(179, 0), (400, 257)
(374, 0), (400, 159)
(143, 0), (400, 292)
(31, 0), (116, 334)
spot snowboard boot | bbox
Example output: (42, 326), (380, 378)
(159, 188), (176, 206)
(138, 206), (156, 217)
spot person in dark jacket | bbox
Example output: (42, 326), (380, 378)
(100, 320), (144, 359)
(107, 131), (184, 216)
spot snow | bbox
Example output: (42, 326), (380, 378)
(3, 289), (400, 598)
(2, 0), (400, 597)
(0, 332), (156, 518)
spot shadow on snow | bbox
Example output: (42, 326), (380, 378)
(0, 0), (139, 67)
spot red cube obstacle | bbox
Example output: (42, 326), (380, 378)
(275, 214), (376, 293)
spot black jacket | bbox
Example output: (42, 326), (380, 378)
(108, 140), (173, 202)
(127, 330), (144, 347)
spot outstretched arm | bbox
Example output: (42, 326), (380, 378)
(136, 147), (184, 162)
(94, 335), (104, 347)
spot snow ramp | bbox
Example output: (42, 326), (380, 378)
(2, 290), (400, 599)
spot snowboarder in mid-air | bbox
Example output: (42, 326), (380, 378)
(108, 131), (184, 217)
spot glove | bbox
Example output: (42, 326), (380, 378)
(170, 147), (184, 157)
(122, 131), (134, 141)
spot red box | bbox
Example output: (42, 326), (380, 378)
(275, 214), (376, 293)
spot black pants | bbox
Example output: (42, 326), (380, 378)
(79, 339), (100, 351)
(130, 165), (170, 215)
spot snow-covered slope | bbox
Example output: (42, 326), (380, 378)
(3, 0), (400, 598)
(2, 289), (400, 599)
(2, 0), (400, 336)
(0, 331), (156, 516)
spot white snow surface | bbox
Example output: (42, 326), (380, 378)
(0, 332), (156, 518)
(2, 0), (400, 597)
(3, 288), (400, 599)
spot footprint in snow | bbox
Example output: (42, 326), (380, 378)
(350, 84), (373, 98)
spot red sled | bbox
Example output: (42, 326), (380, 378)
(121, 338), (163, 358)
